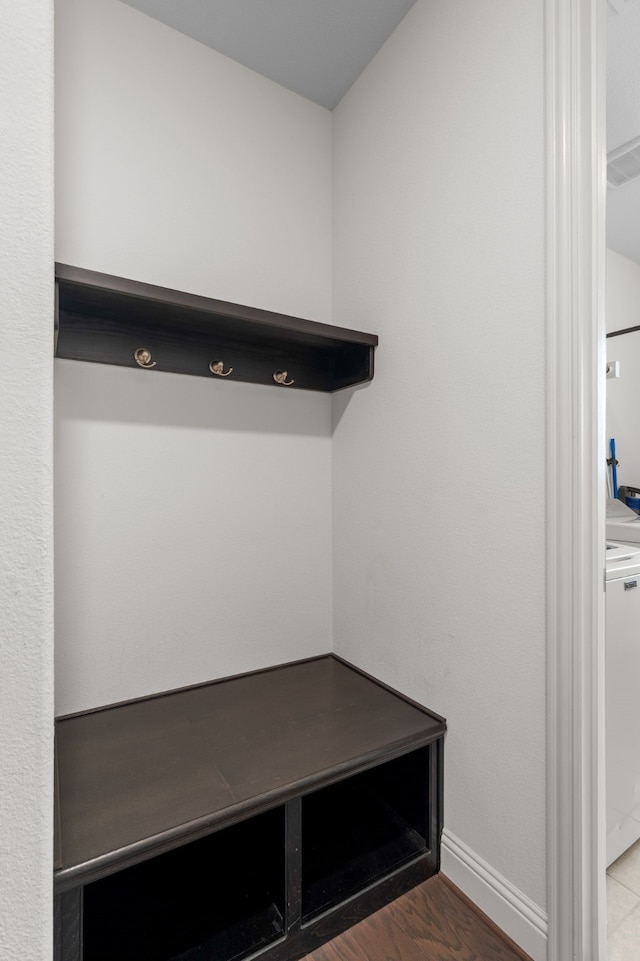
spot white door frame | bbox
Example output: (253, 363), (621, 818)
(546, 0), (607, 958)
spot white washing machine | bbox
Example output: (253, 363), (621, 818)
(606, 541), (640, 866)
(606, 498), (640, 544)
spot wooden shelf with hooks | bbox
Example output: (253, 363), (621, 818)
(55, 264), (378, 393)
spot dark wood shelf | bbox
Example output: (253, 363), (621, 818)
(54, 655), (445, 961)
(55, 264), (378, 392)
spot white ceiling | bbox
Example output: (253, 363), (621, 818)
(608, 0), (640, 263)
(121, 0), (417, 110)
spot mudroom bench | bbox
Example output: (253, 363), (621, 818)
(54, 655), (446, 961)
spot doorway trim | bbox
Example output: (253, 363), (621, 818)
(545, 0), (607, 958)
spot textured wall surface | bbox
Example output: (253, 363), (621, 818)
(331, 0), (547, 910)
(55, 0), (334, 714)
(0, 1), (54, 958)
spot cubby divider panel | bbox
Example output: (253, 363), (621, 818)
(83, 807), (286, 961)
(300, 748), (429, 923)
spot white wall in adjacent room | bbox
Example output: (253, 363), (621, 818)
(55, 0), (333, 714)
(331, 0), (547, 928)
(606, 248), (640, 492)
(0, 2), (54, 958)
(606, 247), (640, 334)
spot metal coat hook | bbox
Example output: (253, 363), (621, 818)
(209, 360), (233, 377)
(134, 348), (156, 369)
(273, 370), (294, 387)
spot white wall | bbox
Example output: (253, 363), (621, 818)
(606, 248), (640, 491)
(55, 364), (332, 713)
(332, 0), (547, 937)
(55, 0), (332, 321)
(606, 247), (640, 334)
(0, 2), (54, 959)
(55, 0), (333, 714)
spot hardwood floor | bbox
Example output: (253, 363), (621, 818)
(301, 875), (533, 961)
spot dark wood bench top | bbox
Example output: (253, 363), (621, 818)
(54, 655), (445, 890)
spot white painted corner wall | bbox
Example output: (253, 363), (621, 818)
(330, 1), (547, 954)
(52, 0), (554, 957)
(0, 2), (54, 960)
(54, 0), (333, 714)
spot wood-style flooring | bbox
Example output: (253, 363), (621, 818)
(301, 875), (533, 961)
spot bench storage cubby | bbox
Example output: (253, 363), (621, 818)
(54, 655), (445, 961)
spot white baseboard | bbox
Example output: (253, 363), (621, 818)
(440, 829), (548, 961)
